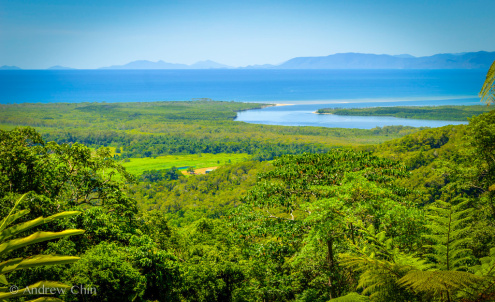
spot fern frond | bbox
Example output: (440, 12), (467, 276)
(469, 248), (495, 300)
(422, 199), (473, 271)
(399, 270), (482, 296)
(330, 292), (369, 301)
(339, 253), (425, 300)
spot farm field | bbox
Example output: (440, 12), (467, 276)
(121, 153), (251, 176)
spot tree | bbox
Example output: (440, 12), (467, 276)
(480, 60), (495, 105)
(65, 242), (146, 302)
(0, 127), (139, 252)
(398, 199), (480, 301)
(340, 199), (495, 302)
(339, 226), (427, 302)
(468, 110), (495, 194)
(232, 150), (424, 300)
(178, 219), (247, 302)
(0, 127), (158, 301)
(140, 170), (164, 182)
(0, 127), (137, 221)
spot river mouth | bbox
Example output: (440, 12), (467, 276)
(234, 99), (475, 129)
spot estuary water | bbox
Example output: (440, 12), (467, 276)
(0, 69), (487, 129)
(234, 97), (477, 129)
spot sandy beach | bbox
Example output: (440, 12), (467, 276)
(260, 103), (294, 109)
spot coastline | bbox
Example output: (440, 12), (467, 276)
(309, 105), (491, 121)
(260, 103), (294, 109)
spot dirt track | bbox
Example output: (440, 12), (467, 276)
(181, 166), (218, 175)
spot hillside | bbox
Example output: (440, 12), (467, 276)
(278, 51), (495, 69)
(1, 87), (495, 301)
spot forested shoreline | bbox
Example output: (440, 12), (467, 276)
(316, 105), (492, 121)
(0, 63), (495, 301)
(0, 99), (424, 160)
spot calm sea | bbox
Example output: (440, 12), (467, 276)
(0, 69), (488, 128)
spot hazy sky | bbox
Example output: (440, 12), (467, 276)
(1, 0), (494, 69)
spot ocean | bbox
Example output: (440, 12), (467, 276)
(0, 69), (488, 128)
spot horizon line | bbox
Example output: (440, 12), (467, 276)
(2, 50), (495, 70)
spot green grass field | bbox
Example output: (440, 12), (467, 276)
(121, 153), (251, 176)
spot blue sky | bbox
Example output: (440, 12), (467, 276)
(1, 0), (494, 69)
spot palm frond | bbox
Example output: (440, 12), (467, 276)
(480, 60), (495, 105)
(0, 195), (84, 300)
(0, 281), (70, 300)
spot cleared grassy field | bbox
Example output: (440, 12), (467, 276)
(121, 153), (251, 176)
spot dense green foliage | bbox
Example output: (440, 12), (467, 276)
(129, 160), (272, 226)
(316, 105), (492, 121)
(1, 69), (495, 301)
(1, 104), (495, 301)
(230, 150), (424, 301)
(0, 100), (423, 161)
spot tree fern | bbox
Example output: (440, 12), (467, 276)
(467, 247), (495, 301)
(398, 199), (481, 301)
(399, 270), (482, 300)
(339, 225), (428, 301)
(329, 292), (369, 301)
(422, 199), (473, 271)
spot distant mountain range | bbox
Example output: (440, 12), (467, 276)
(99, 59), (231, 70)
(47, 65), (75, 70)
(100, 51), (495, 70)
(276, 51), (495, 69)
(0, 65), (22, 70)
(2, 51), (495, 70)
